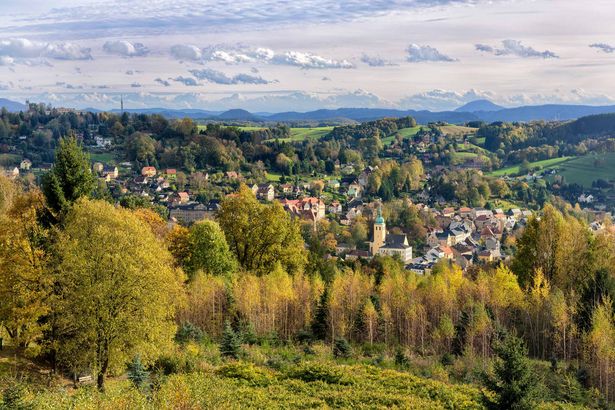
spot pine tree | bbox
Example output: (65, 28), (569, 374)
(220, 321), (241, 359)
(482, 333), (537, 410)
(42, 136), (96, 213)
(127, 355), (149, 389)
(311, 287), (329, 340)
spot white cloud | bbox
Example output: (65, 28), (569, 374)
(399, 89), (493, 111)
(171, 76), (200, 86)
(189, 68), (274, 84)
(361, 54), (396, 67)
(0, 38), (91, 61)
(271, 51), (353, 69)
(475, 40), (558, 59)
(170, 44), (202, 60)
(103, 40), (149, 57)
(154, 78), (171, 87)
(406, 44), (456, 62)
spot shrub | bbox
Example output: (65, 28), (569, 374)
(441, 352), (455, 367)
(216, 362), (272, 386)
(333, 338), (352, 359)
(1, 382), (33, 410)
(286, 363), (353, 385)
(175, 322), (204, 345)
(395, 347), (409, 368)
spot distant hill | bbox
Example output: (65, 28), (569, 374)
(217, 109), (263, 121)
(68, 102), (615, 124)
(455, 99), (504, 112)
(0, 98), (26, 112)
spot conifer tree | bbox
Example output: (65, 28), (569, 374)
(220, 321), (241, 359)
(127, 355), (149, 389)
(483, 333), (537, 410)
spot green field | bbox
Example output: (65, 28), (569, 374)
(488, 157), (573, 177)
(382, 126), (423, 145)
(265, 172), (282, 182)
(0, 153), (21, 167)
(554, 152), (615, 187)
(287, 127), (334, 141)
(439, 125), (478, 137)
(88, 151), (117, 164)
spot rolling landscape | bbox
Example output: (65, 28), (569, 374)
(3, 1), (615, 409)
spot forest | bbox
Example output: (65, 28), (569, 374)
(2, 136), (615, 409)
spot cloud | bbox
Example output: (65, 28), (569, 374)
(361, 54), (396, 67)
(271, 51), (353, 69)
(189, 68), (274, 84)
(171, 76), (200, 86)
(170, 44), (202, 60)
(169, 43), (352, 69)
(103, 40), (149, 57)
(398, 89), (495, 111)
(154, 78), (171, 87)
(406, 44), (456, 62)
(589, 43), (615, 53)
(0, 38), (92, 61)
(0, 56), (14, 65)
(475, 39), (558, 58)
(131, 82), (142, 88)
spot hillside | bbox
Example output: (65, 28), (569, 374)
(455, 99), (504, 112)
(0, 98), (26, 112)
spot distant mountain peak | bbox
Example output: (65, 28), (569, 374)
(455, 99), (504, 113)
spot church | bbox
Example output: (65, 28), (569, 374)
(369, 206), (413, 264)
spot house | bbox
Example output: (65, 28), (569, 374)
(369, 206), (412, 263)
(252, 183), (275, 201)
(4, 167), (19, 179)
(335, 243), (355, 255)
(358, 166), (376, 187)
(225, 171), (240, 180)
(328, 200), (343, 215)
(459, 207), (472, 218)
(280, 183), (293, 195)
(102, 165), (118, 181)
(442, 207), (455, 218)
(172, 191), (189, 204)
(471, 208), (493, 220)
(347, 183), (363, 199)
(165, 169), (177, 180)
(20, 159), (32, 170)
(327, 179), (341, 190)
(280, 197), (326, 222)
(141, 166), (156, 177)
(169, 202), (208, 225)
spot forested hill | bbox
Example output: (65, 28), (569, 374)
(547, 113), (615, 143)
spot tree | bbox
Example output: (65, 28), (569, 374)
(217, 184), (307, 275)
(55, 199), (183, 391)
(220, 321), (241, 359)
(127, 355), (149, 389)
(0, 187), (50, 348)
(186, 220), (237, 277)
(483, 333), (537, 410)
(42, 136), (95, 213)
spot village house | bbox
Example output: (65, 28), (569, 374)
(141, 166), (157, 177)
(347, 182), (363, 199)
(169, 202), (208, 225)
(328, 200), (343, 215)
(20, 159), (32, 170)
(252, 183), (275, 201)
(280, 197), (326, 222)
(102, 165), (119, 181)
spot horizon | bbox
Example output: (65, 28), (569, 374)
(0, 1), (614, 112)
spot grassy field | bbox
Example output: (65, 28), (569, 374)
(265, 172), (282, 182)
(382, 126), (423, 145)
(288, 127), (334, 141)
(554, 152), (615, 187)
(88, 151), (117, 164)
(0, 153), (21, 167)
(439, 125), (478, 137)
(487, 157), (572, 177)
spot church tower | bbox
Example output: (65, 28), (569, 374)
(370, 205), (386, 256)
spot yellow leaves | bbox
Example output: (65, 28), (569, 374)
(329, 269), (373, 339)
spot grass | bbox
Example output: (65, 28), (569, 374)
(382, 126), (423, 145)
(265, 172), (283, 182)
(553, 152), (615, 187)
(0, 153), (21, 167)
(438, 125), (478, 137)
(487, 157), (573, 177)
(88, 151), (117, 164)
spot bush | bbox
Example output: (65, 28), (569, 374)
(333, 338), (352, 359)
(239, 321), (258, 345)
(395, 347), (409, 368)
(175, 322), (204, 345)
(441, 352), (455, 367)
(154, 353), (197, 375)
(295, 329), (314, 345)
(1, 382), (33, 410)
(362, 343), (386, 358)
(216, 362), (272, 386)
(286, 363), (353, 385)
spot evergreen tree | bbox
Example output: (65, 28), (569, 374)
(482, 333), (537, 410)
(220, 321), (241, 359)
(311, 287), (329, 341)
(42, 136), (96, 213)
(127, 355), (149, 389)
(333, 338), (352, 359)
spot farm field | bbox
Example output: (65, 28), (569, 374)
(554, 152), (615, 187)
(438, 125), (478, 137)
(287, 126), (334, 141)
(382, 126), (422, 145)
(487, 156), (572, 177)
(88, 151), (117, 164)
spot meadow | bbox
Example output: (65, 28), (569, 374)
(553, 152), (615, 187)
(487, 157), (572, 177)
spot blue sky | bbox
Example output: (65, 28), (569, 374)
(0, 0), (614, 112)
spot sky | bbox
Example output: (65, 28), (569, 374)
(0, 0), (614, 112)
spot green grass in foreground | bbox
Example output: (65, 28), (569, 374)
(488, 157), (572, 177)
